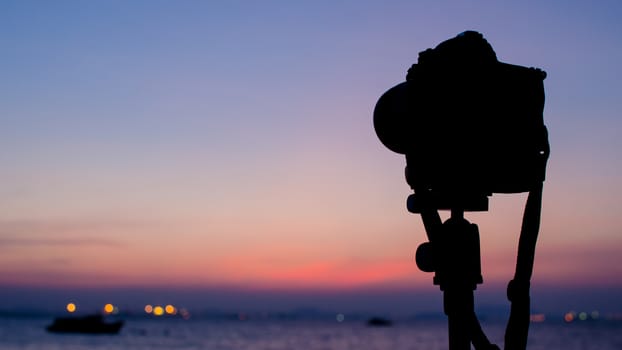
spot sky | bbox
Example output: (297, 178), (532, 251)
(1, 0), (621, 315)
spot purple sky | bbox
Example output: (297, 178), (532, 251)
(1, 0), (621, 314)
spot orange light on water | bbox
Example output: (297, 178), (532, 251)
(103, 303), (114, 314)
(66, 303), (76, 313)
(153, 306), (164, 316)
(165, 305), (176, 315)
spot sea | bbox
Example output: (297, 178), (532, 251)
(1, 316), (621, 350)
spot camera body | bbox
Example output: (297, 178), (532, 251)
(374, 31), (549, 210)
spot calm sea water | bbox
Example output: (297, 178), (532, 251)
(1, 317), (621, 350)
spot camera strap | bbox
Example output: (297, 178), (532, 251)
(504, 183), (543, 350)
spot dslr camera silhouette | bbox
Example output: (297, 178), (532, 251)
(374, 31), (549, 211)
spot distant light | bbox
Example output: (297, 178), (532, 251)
(153, 306), (164, 316)
(336, 313), (345, 322)
(103, 303), (114, 314)
(179, 308), (191, 320)
(165, 305), (176, 315)
(529, 314), (545, 323)
(578, 312), (588, 321)
(591, 310), (600, 320)
(564, 312), (575, 323)
(66, 303), (77, 313)
(606, 312), (622, 321)
(144, 305), (153, 314)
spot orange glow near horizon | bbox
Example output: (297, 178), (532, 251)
(0, 196), (620, 292)
(265, 261), (413, 287)
(1, 234), (620, 291)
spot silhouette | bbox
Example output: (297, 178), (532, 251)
(366, 316), (393, 327)
(374, 31), (549, 350)
(46, 314), (124, 334)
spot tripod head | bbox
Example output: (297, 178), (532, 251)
(374, 31), (549, 211)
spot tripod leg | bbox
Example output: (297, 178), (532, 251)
(470, 313), (500, 350)
(448, 314), (471, 350)
(444, 289), (473, 350)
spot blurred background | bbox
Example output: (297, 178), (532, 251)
(0, 0), (620, 317)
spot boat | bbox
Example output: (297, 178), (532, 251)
(366, 317), (393, 327)
(46, 314), (124, 334)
